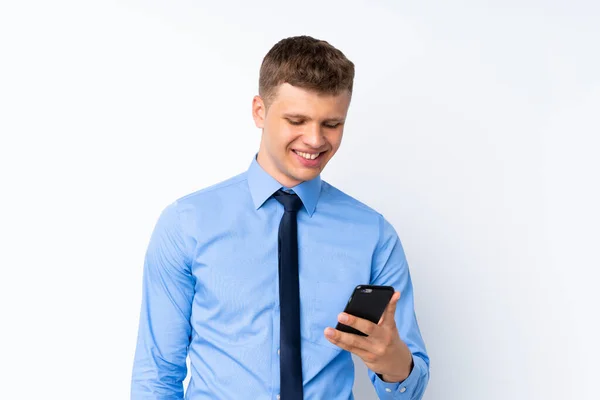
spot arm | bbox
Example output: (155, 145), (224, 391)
(368, 215), (430, 399)
(131, 201), (196, 399)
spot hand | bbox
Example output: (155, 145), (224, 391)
(324, 291), (414, 382)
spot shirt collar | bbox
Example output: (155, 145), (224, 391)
(247, 153), (322, 217)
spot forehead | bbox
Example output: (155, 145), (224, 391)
(270, 83), (351, 116)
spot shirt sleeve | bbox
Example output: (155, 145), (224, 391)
(131, 201), (196, 399)
(368, 215), (430, 399)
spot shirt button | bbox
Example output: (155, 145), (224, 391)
(277, 348), (280, 355)
(400, 387), (407, 393)
(385, 388), (392, 392)
(276, 395), (280, 399)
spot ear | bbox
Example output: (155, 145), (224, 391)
(252, 95), (266, 129)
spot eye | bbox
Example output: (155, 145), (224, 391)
(324, 123), (340, 129)
(287, 120), (303, 125)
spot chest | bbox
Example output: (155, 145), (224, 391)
(189, 208), (375, 316)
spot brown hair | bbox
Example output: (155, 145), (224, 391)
(259, 35), (355, 108)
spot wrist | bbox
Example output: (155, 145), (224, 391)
(379, 355), (414, 383)
(381, 372), (407, 383)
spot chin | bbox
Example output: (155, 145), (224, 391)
(282, 153), (328, 183)
(292, 169), (320, 182)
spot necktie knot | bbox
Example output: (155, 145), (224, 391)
(273, 189), (303, 213)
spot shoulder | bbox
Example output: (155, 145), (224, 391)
(319, 180), (395, 236)
(160, 171), (249, 228)
(320, 180), (384, 219)
(176, 171), (248, 204)
(319, 181), (404, 263)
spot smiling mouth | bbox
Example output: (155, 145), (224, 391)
(293, 150), (324, 160)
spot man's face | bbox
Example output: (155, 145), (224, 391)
(252, 83), (351, 188)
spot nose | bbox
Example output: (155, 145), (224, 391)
(302, 124), (326, 149)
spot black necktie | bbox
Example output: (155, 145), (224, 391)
(273, 189), (304, 399)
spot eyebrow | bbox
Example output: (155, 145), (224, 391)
(282, 113), (345, 123)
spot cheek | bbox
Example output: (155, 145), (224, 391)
(328, 131), (344, 150)
(266, 120), (295, 147)
(280, 128), (302, 151)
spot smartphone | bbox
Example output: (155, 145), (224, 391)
(335, 285), (395, 336)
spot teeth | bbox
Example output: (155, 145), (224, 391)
(295, 151), (320, 160)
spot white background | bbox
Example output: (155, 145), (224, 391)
(1, 1), (598, 399)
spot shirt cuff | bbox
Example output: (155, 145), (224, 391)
(374, 355), (425, 399)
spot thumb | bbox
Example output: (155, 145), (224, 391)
(379, 291), (401, 325)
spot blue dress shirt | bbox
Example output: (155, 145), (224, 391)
(131, 155), (430, 399)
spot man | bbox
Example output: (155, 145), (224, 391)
(131, 35), (430, 399)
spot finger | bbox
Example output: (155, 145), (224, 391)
(337, 312), (378, 337)
(324, 328), (376, 360)
(324, 327), (372, 353)
(380, 291), (401, 326)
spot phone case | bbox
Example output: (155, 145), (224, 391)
(335, 285), (395, 336)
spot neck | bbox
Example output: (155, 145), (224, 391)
(256, 149), (302, 188)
